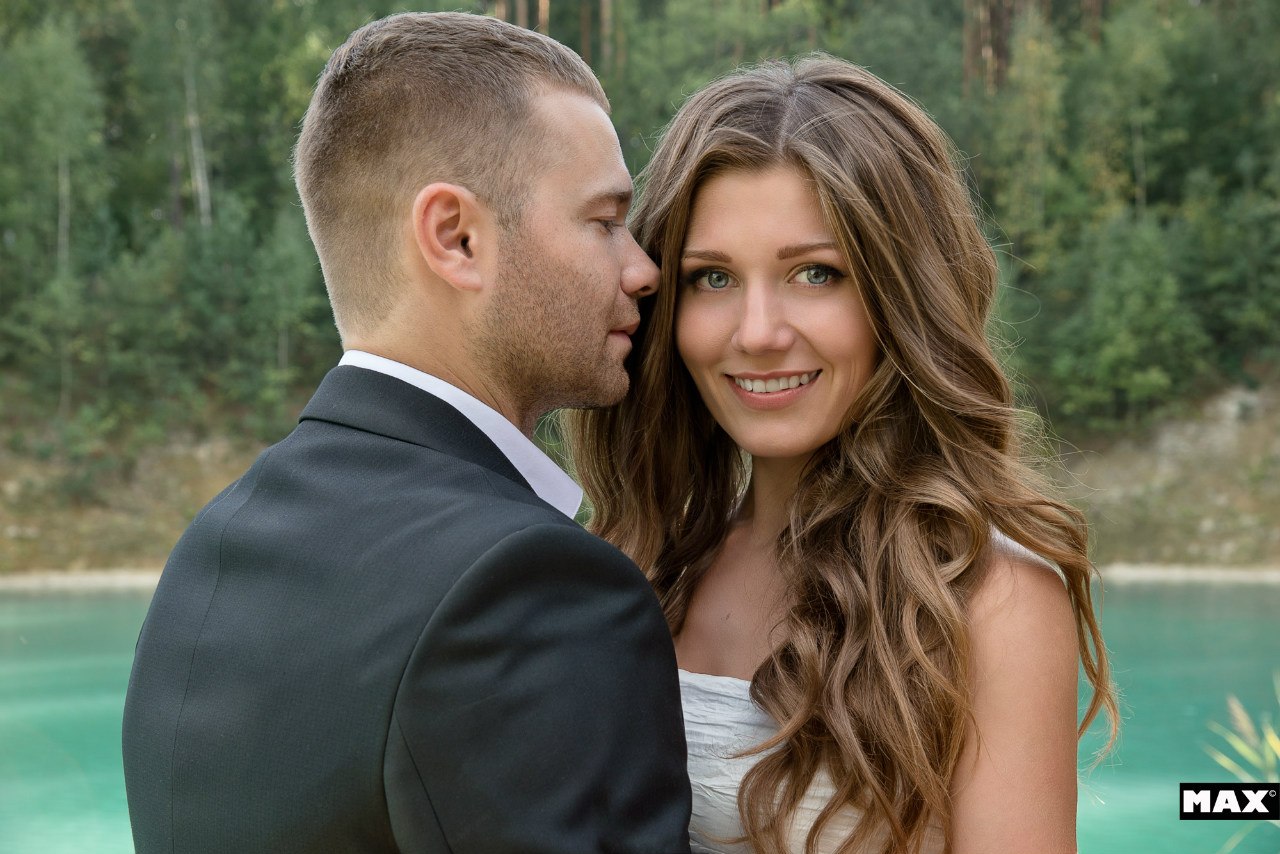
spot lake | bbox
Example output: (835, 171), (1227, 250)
(1, 579), (1277, 853)
(1078, 580), (1280, 854)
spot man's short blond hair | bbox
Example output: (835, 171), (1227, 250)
(294, 12), (608, 338)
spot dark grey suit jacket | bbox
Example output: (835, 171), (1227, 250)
(122, 365), (692, 853)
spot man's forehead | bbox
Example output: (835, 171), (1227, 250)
(530, 89), (624, 164)
(517, 89), (637, 210)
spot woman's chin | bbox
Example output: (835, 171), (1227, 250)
(727, 434), (831, 465)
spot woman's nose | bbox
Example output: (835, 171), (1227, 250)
(730, 286), (794, 354)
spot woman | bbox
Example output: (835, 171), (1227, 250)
(569, 57), (1116, 854)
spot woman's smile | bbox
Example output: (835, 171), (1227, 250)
(725, 369), (821, 409)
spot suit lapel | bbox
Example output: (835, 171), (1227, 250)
(298, 366), (533, 493)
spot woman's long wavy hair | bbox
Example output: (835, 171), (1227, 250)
(567, 56), (1116, 854)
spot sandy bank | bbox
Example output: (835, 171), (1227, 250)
(0, 568), (162, 592)
(3, 563), (1280, 592)
(1098, 563), (1280, 584)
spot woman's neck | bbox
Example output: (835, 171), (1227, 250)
(736, 454), (811, 542)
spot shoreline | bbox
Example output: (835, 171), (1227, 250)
(1098, 563), (1280, 584)
(0, 569), (162, 592)
(2, 563), (1280, 592)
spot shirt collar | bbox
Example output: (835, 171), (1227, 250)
(338, 350), (583, 519)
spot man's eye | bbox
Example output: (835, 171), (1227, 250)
(600, 220), (623, 233)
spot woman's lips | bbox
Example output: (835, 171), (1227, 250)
(724, 370), (821, 410)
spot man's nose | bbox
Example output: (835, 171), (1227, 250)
(620, 231), (659, 298)
(731, 286), (794, 354)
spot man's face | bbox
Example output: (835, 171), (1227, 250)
(474, 89), (658, 428)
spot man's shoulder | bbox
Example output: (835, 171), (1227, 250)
(471, 518), (635, 574)
(171, 418), (580, 580)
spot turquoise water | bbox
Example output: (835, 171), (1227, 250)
(1078, 582), (1280, 854)
(0, 591), (146, 854)
(1, 583), (1277, 853)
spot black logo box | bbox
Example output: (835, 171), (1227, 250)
(1180, 783), (1280, 820)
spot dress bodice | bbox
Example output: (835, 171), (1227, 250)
(680, 669), (867, 853)
(680, 669), (776, 853)
(679, 669), (944, 854)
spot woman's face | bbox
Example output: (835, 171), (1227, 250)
(675, 166), (879, 464)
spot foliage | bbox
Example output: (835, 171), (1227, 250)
(0, 0), (1277, 492)
(0, 17), (107, 307)
(1204, 673), (1280, 853)
(1044, 215), (1211, 428)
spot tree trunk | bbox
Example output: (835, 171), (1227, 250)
(992, 0), (1012, 88)
(168, 118), (185, 230)
(184, 58), (212, 230)
(1132, 113), (1146, 217)
(733, 0), (745, 64)
(515, 0), (528, 29)
(963, 0), (980, 97)
(979, 0), (995, 94)
(58, 332), (72, 421)
(57, 152), (71, 277)
(600, 0), (613, 74)
(537, 0), (549, 34)
(56, 151), (73, 421)
(962, 0), (1016, 92)
(579, 2), (592, 65)
(710, 0), (721, 60)
(493, 0), (508, 21)
(615, 0), (627, 74)
(277, 320), (289, 372)
(1082, 0), (1102, 42)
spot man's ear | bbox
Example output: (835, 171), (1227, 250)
(411, 183), (490, 292)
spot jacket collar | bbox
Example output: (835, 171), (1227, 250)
(299, 365), (532, 494)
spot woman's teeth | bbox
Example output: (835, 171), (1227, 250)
(733, 372), (816, 394)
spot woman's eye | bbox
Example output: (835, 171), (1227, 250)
(796, 265), (840, 286)
(699, 270), (732, 290)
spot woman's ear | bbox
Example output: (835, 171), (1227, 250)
(411, 183), (491, 292)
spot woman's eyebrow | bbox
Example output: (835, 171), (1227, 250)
(682, 242), (838, 263)
(777, 241), (838, 259)
(682, 248), (731, 262)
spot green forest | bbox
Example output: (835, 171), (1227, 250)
(1, 0), (1278, 499)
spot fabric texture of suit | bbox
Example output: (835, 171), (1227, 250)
(122, 365), (692, 853)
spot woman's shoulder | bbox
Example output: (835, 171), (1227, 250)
(950, 537), (1082, 852)
(967, 531), (1074, 648)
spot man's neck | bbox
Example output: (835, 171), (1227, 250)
(344, 341), (536, 436)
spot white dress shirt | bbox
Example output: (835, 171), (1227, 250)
(338, 350), (583, 519)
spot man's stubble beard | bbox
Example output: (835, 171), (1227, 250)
(470, 229), (631, 427)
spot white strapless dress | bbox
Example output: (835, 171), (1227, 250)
(679, 669), (944, 854)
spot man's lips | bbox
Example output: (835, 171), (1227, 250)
(610, 320), (640, 337)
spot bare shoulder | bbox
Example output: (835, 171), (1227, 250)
(968, 536), (1073, 641)
(950, 538), (1081, 853)
(961, 539), (1078, 764)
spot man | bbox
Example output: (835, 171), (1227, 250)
(122, 12), (691, 853)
